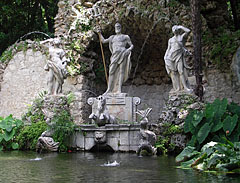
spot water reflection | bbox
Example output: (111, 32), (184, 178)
(0, 151), (239, 183)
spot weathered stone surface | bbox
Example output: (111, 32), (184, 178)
(88, 95), (141, 123)
(0, 50), (48, 118)
(231, 47), (240, 88)
(72, 124), (140, 152)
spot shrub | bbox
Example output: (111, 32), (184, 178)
(49, 110), (75, 152)
(16, 121), (47, 150)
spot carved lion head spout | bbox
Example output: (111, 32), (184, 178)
(94, 131), (106, 144)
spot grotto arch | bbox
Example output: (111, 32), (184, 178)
(87, 15), (173, 122)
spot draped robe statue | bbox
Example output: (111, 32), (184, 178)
(99, 23), (134, 95)
(164, 25), (192, 93)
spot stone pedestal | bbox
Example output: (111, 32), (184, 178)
(87, 94), (141, 123)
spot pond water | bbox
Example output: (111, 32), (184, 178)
(0, 151), (240, 183)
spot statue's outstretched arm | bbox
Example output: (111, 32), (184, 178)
(99, 33), (112, 44)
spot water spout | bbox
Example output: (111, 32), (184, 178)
(17, 31), (52, 43)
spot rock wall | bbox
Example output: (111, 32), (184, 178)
(0, 50), (48, 118)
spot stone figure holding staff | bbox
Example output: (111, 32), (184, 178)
(164, 25), (192, 93)
(98, 23), (134, 95)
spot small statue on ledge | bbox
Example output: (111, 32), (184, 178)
(136, 108), (157, 156)
(36, 130), (59, 153)
(89, 95), (116, 126)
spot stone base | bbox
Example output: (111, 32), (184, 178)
(71, 124), (140, 152)
(88, 95), (141, 123)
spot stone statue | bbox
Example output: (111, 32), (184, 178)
(44, 38), (69, 95)
(98, 23), (134, 95)
(36, 130), (59, 153)
(164, 25), (192, 93)
(136, 108), (157, 156)
(89, 95), (116, 126)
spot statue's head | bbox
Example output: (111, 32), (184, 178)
(115, 23), (122, 34)
(172, 25), (179, 35)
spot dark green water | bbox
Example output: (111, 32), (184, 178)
(0, 151), (239, 183)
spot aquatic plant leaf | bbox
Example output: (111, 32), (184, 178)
(210, 118), (222, 132)
(207, 153), (224, 169)
(234, 142), (240, 151)
(187, 135), (197, 147)
(11, 142), (19, 149)
(192, 111), (204, 127)
(180, 158), (197, 168)
(212, 98), (228, 120)
(197, 123), (211, 144)
(0, 134), (3, 143)
(223, 115), (238, 136)
(201, 142), (218, 156)
(3, 129), (15, 142)
(176, 146), (199, 162)
(227, 102), (240, 117)
(184, 112), (196, 133)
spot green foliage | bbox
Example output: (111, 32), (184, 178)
(0, 0), (59, 55)
(184, 98), (240, 149)
(49, 111), (75, 152)
(203, 29), (240, 71)
(67, 92), (75, 105)
(0, 115), (23, 151)
(16, 122), (47, 150)
(22, 98), (45, 124)
(176, 141), (240, 174)
(155, 123), (183, 155)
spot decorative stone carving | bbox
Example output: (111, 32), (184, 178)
(88, 95), (116, 126)
(94, 131), (107, 144)
(88, 95), (141, 123)
(164, 25), (192, 94)
(136, 108), (156, 156)
(42, 38), (69, 95)
(98, 23), (134, 95)
(36, 130), (59, 153)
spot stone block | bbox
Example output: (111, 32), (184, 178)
(119, 131), (129, 145)
(85, 137), (95, 150)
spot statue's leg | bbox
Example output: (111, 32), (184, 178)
(54, 81), (60, 95)
(178, 62), (192, 92)
(103, 65), (115, 95)
(118, 61), (127, 93)
(170, 71), (180, 91)
(48, 70), (54, 95)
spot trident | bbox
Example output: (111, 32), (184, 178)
(92, 4), (108, 84)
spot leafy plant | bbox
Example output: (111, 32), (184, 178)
(0, 115), (23, 151)
(184, 98), (240, 150)
(176, 140), (240, 174)
(16, 121), (47, 150)
(49, 110), (75, 152)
